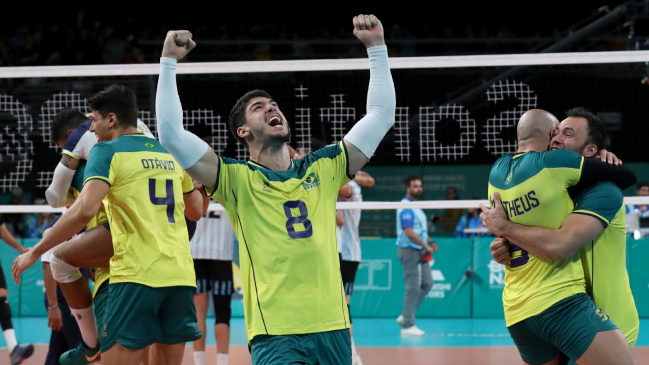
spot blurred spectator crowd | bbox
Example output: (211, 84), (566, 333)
(0, 11), (599, 66)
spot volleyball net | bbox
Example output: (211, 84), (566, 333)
(1, 50), (649, 237)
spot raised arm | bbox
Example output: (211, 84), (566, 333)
(46, 154), (79, 207)
(576, 158), (637, 191)
(343, 15), (396, 175)
(157, 30), (220, 189)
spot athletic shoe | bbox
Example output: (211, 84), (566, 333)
(10, 343), (34, 365)
(352, 354), (363, 365)
(400, 325), (425, 336)
(59, 341), (101, 365)
(396, 315), (405, 327)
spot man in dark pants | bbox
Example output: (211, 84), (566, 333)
(43, 285), (81, 365)
(42, 217), (85, 365)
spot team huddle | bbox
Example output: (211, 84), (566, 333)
(4, 13), (640, 365)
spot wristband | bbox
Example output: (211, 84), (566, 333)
(47, 304), (58, 310)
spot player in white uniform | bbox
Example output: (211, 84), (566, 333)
(190, 208), (235, 365)
(337, 171), (374, 365)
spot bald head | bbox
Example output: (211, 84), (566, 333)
(517, 109), (559, 142)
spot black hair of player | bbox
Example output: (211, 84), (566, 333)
(87, 84), (138, 127)
(51, 109), (88, 145)
(565, 107), (607, 151)
(229, 89), (273, 147)
(404, 175), (422, 187)
(637, 182), (649, 191)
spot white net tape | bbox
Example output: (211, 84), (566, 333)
(5, 197), (649, 214)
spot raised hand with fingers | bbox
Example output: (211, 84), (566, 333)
(595, 149), (622, 165)
(353, 14), (385, 49)
(161, 30), (196, 61)
(490, 237), (512, 265)
(479, 192), (510, 237)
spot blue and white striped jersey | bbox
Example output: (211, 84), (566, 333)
(338, 181), (362, 262)
(190, 211), (235, 260)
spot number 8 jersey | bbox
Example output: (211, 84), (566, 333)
(207, 141), (352, 341)
(84, 134), (196, 288)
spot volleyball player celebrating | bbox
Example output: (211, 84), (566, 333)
(156, 14), (395, 364)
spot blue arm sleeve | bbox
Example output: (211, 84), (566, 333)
(156, 58), (209, 169)
(400, 209), (415, 229)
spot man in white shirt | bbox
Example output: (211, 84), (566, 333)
(190, 200), (235, 365)
(337, 170), (374, 365)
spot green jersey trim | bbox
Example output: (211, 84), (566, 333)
(214, 142), (348, 184)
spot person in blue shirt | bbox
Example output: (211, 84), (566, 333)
(626, 182), (649, 217)
(395, 175), (438, 337)
(455, 198), (492, 238)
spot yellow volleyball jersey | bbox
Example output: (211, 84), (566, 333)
(206, 141), (352, 341)
(70, 161), (110, 296)
(488, 149), (586, 326)
(84, 134), (195, 288)
(572, 182), (639, 346)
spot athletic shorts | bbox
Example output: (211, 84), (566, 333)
(0, 261), (6, 290)
(251, 329), (351, 365)
(339, 257), (360, 296)
(94, 281), (110, 348)
(193, 259), (233, 296)
(508, 293), (618, 365)
(100, 282), (201, 352)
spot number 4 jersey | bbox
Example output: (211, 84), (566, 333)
(84, 134), (196, 288)
(206, 141), (352, 341)
(488, 149), (587, 327)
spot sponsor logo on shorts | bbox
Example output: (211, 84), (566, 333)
(596, 309), (609, 322)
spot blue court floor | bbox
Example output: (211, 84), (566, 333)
(2, 318), (648, 348)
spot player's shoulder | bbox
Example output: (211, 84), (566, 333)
(576, 181), (624, 206)
(539, 149), (583, 169)
(63, 120), (93, 152)
(303, 142), (345, 165)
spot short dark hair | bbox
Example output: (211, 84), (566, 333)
(229, 90), (273, 147)
(405, 175), (422, 187)
(87, 84), (138, 127)
(637, 182), (649, 191)
(51, 109), (88, 144)
(565, 107), (607, 151)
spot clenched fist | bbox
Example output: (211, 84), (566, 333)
(161, 30), (196, 61)
(353, 14), (385, 49)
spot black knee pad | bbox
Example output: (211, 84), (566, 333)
(213, 294), (231, 326)
(0, 297), (13, 330)
(347, 304), (352, 325)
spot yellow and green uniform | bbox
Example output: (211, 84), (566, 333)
(206, 141), (352, 341)
(488, 149), (586, 327)
(70, 161), (111, 296)
(84, 134), (196, 287)
(572, 182), (639, 346)
(85, 133), (200, 352)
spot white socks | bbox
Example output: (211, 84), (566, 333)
(3, 329), (17, 353)
(193, 351), (228, 365)
(69, 306), (98, 348)
(217, 353), (229, 365)
(193, 351), (205, 365)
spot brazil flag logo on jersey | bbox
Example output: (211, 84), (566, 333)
(302, 172), (320, 191)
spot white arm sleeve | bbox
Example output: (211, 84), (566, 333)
(45, 163), (76, 208)
(344, 45), (396, 158)
(156, 58), (209, 168)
